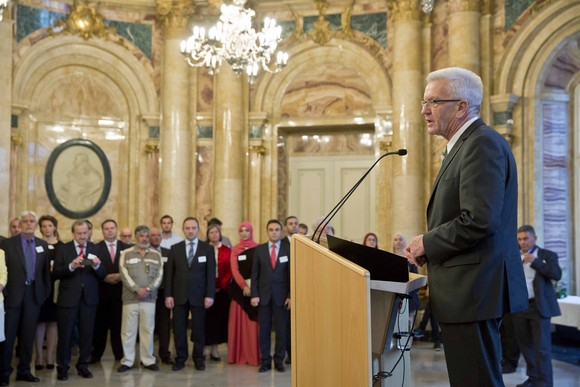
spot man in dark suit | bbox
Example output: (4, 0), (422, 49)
(404, 67), (528, 386)
(513, 225), (561, 387)
(164, 217), (215, 371)
(251, 219), (291, 373)
(90, 219), (131, 363)
(54, 220), (106, 381)
(0, 211), (51, 385)
(150, 227), (173, 364)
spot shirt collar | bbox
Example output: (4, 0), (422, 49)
(446, 116), (478, 153)
(268, 240), (280, 249)
(20, 234), (34, 243)
(186, 237), (198, 245)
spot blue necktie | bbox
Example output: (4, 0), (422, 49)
(25, 239), (35, 282)
(187, 241), (195, 267)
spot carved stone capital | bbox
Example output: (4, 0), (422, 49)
(156, 0), (195, 37)
(388, 0), (421, 22)
(448, 0), (481, 13)
(11, 134), (22, 146)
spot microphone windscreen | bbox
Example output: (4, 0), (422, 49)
(398, 149), (408, 156)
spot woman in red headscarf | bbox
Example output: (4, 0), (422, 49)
(227, 222), (261, 366)
(363, 232), (378, 248)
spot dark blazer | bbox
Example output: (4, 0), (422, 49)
(96, 240), (131, 300)
(531, 247), (561, 318)
(422, 119), (528, 323)
(0, 235), (51, 307)
(251, 241), (290, 307)
(53, 241), (107, 307)
(165, 239), (216, 307)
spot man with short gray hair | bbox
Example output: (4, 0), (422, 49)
(117, 226), (163, 373)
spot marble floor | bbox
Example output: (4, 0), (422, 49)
(24, 339), (580, 386)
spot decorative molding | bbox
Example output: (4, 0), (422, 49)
(379, 140), (392, 152)
(156, 0), (195, 36)
(249, 144), (266, 155)
(145, 142), (160, 154)
(388, 0), (421, 22)
(311, 1), (332, 45)
(481, 0), (492, 15)
(448, 0), (481, 13)
(11, 134), (22, 146)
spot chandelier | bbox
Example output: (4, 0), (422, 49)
(180, 0), (288, 83)
(0, 0), (9, 22)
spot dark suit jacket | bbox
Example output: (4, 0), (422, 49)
(0, 235), (51, 307)
(530, 247), (561, 318)
(165, 239), (216, 307)
(96, 240), (131, 300)
(251, 241), (290, 307)
(53, 241), (107, 307)
(422, 119), (528, 323)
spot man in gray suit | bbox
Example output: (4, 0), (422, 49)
(405, 67), (528, 386)
(513, 225), (561, 387)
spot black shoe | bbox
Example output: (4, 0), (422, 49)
(77, 369), (93, 379)
(0, 376), (8, 386)
(285, 357), (291, 364)
(161, 357), (174, 365)
(89, 357), (100, 364)
(275, 363), (285, 372)
(15, 373), (40, 382)
(34, 365), (43, 371)
(56, 369), (68, 381)
(433, 342), (442, 351)
(172, 363), (184, 371)
(46, 364), (55, 370)
(117, 365), (132, 373)
(516, 379), (533, 387)
(210, 354), (221, 362)
(143, 364), (159, 371)
(194, 362), (205, 371)
(259, 364), (271, 373)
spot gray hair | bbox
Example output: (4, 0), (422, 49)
(134, 225), (150, 236)
(19, 211), (39, 223)
(426, 67), (483, 114)
(517, 225), (536, 236)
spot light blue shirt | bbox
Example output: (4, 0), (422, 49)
(160, 233), (184, 249)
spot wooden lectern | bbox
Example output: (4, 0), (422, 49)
(290, 234), (426, 387)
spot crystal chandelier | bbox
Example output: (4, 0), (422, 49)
(0, 0), (9, 22)
(421, 0), (434, 14)
(180, 0), (288, 84)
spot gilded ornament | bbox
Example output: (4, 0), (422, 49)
(145, 143), (160, 154)
(388, 0), (421, 21)
(249, 145), (266, 155)
(448, 0), (481, 13)
(11, 134), (22, 146)
(311, 0), (332, 45)
(46, 1), (118, 41)
(156, 0), (195, 35)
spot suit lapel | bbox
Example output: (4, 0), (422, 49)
(15, 237), (27, 271)
(427, 119), (484, 211)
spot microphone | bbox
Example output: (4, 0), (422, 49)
(311, 149), (408, 243)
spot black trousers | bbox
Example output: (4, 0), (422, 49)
(439, 318), (504, 387)
(173, 304), (205, 365)
(0, 284), (42, 378)
(258, 303), (289, 366)
(155, 289), (171, 359)
(56, 300), (97, 371)
(91, 296), (123, 360)
(513, 301), (553, 387)
(500, 312), (520, 368)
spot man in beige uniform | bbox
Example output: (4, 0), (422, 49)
(117, 226), (163, 372)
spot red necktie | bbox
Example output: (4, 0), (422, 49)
(79, 244), (84, 258)
(109, 243), (115, 263)
(271, 244), (276, 269)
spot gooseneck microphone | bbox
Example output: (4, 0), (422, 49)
(311, 149), (408, 243)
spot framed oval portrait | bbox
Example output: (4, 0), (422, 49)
(45, 139), (112, 219)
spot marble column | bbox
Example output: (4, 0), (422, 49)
(248, 139), (264, 236)
(156, 1), (194, 224)
(389, 0), (425, 246)
(479, 0), (492, 123)
(448, 0), (481, 74)
(213, 64), (244, 239)
(0, 19), (13, 230)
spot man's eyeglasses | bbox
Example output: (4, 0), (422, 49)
(421, 99), (461, 108)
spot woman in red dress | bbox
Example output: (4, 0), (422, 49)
(205, 223), (232, 361)
(227, 222), (261, 366)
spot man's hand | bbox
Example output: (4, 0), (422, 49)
(284, 298), (291, 310)
(90, 257), (101, 267)
(165, 297), (175, 309)
(243, 286), (251, 297)
(204, 297), (214, 309)
(251, 297), (260, 307)
(103, 273), (121, 284)
(70, 256), (84, 270)
(522, 252), (535, 264)
(136, 287), (149, 300)
(404, 235), (427, 267)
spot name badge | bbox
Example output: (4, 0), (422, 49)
(35, 246), (44, 253)
(238, 255), (247, 261)
(48, 245), (55, 250)
(162, 257), (168, 263)
(198, 256), (207, 263)
(279, 256), (288, 263)
(87, 253), (97, 260)
(128, 258), (139, 264)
